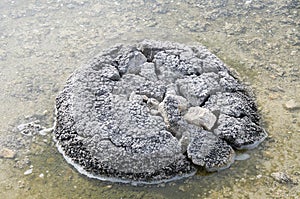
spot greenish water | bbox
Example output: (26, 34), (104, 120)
(0, 0), (299, 198)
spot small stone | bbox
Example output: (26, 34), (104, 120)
(293, 171), (300, 176)
(234, 153), (250, 161)
(18, 181), (25, 188)
(291, 51), (296, 56)
(257, 174), (262, 179)
(24, 168), (33, 175)
(184, 107), (216, 130)
(129, 92), (147, 102)
(42, 110), (49, 115)
(179, 185), (186, 192)
(179, 130), (191, 153)
(17, 121), (44, 136)
(157, 183), (165, 187)
(240, 178), (246, 183)
(284, 99), (300, 110)
(271, 172), (298, 185)
(17, 123), (27, 132)
(38, 127), (53, 136)
(0, 148), (16, 159)
(14, 156), (30, 169)
(147, 98), (160, 109)
(245, 0), (252, 5)
(5, 183), (12, 190)
(39, 173), (44, 178)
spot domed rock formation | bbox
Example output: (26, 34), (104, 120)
(54, 40), (267, 184)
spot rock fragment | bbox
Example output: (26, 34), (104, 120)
(215, 114), (267, 149)
(24, 168), (33, 175)
(203, 92), (260, 123)
(234, 153), (250, 161)
(284, 99), (300, 110)
(187, 129), (235, 172)
(271, 172), (298, 185)
(0, 148), (16, 159)
(17, 121), (44, 136)
(184, 107), (217, 130)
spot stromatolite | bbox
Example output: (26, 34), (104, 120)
(54, 40), (267, 184)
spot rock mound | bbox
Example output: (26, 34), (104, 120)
(54, 40), (267, 184)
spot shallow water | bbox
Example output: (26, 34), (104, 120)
(0, 0), (299, 198)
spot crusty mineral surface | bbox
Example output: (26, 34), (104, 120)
(54, 40), (267, 184)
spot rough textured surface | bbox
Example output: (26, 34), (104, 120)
(187, 129), (235, 172)
(54, 40), (267, 184)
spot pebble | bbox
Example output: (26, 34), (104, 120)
(42, 110), (49, 115)
(157, 183), (165, 188)
(268, 86), (285, 92)
(257, 174), (262, 179)
(17, 121), (44, 136)
(18, 181), (25, 188)
(14, 156), (30, 169)
(284, 99), (300, 110)
(234, 153), (250, 161)
(39, 173), (44, 178)
(24, 168), (33, 175)
(290, 51), (296, 56)
(17, 123), (28, 132)
(245, 0), (252, 5)
(271, 172), (298, 185)
(179, 185), (186, 192)
(5, 183), (12, 190)
(0, 148), (16, 159)
(240, 178), (246, 183)
(38, 127), (53, 136)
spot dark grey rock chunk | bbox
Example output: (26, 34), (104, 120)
(190, 46), (229, 73)
(215, 114), (267, 149)
(203, 91), (260, 123)
(187, 128), (235, 172)
(54, 40), (267, 185)
(177, 73), (221, 106)
(176, 72), (245, 107)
